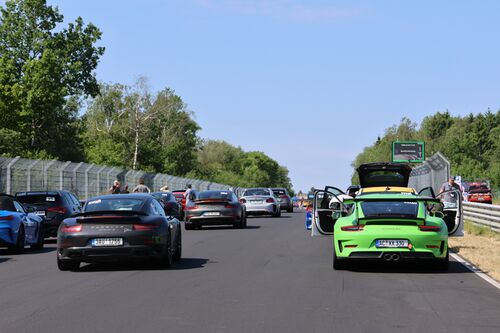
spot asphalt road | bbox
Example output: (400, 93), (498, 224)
(0, 212), (499, 333)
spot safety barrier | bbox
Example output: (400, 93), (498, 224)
(463, 202), (500, 232)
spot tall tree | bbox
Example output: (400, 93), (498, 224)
(0, 0), (104, 159)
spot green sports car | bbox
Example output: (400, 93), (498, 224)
(311, 162), (463, 270)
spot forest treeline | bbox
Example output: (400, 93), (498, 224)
(351, 111), (500, 188)
(0, 0), (293, 192)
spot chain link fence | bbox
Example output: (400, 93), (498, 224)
(0, 156), (232, 199)
(408, 152), (450, 193)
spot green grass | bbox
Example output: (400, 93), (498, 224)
(464, 220), (500, 239)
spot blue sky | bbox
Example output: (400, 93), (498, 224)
(42, 0), (500, 191)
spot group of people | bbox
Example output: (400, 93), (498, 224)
(108, 179), (151, 194)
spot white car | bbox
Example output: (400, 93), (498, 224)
(239, 188), (281, 217)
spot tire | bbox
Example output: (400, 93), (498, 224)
(9, 226), (25, 254)
(435, 249), (449, 271)
(243, 213), (247, 228)
(272, 206), (281, 218)
(57, 258), (80, 271)
(333, 243), (347, 270)
(184, 224), (193, 230)
(173, 228), (182, 261)
(31, 224), (45, 250)
(287, 206), (293, 213)
(159, 240), (173, 269)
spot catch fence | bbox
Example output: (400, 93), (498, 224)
(0, 156), (231, 200)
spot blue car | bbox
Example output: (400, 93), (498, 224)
(0, 194), (44, 253)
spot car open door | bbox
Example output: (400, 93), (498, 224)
(312, 187), (345, 236)
(419, 187), (464, 237)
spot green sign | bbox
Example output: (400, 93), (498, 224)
(392, 141), (425, 163)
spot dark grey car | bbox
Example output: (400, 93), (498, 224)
(272, 188), (293, 213)
(184, 190), (246, 230)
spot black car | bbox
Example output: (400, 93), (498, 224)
(150, 192), (182, 219)
(56, 194), (182, 271)
(184, 190), (246, 230)
(16, 191), (82, 238)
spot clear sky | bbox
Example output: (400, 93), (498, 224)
(43, 0), (500, 192)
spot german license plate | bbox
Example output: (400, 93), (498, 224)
(91, 238), (123, 247)
(376, 239), (408, 248)
(478, 197), (484, 201)
(34, 211), (46, 217)
(250, 200), (262, 204)
(203, 212), (220, 216)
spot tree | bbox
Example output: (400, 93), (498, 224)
(0, 0), (104, 159)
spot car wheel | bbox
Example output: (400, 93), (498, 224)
(435, 249), (449, 271)
(287, 206), (293, 213)
(333, 242), (347, 270)
(57, 258), (80, 271)
(9, 226), (25, 254)
(31, 224), (45, 250)
(160, 240), (173, 268)
(173, 228), (182, 261)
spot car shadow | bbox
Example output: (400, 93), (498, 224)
(0, 257), (11, 263)
(44, 238), (57, 244)
(77, 257), (210, 272)
(0, 246), (56, 255)
(344, 260), (472, 274)
(194, 225), (261, 231)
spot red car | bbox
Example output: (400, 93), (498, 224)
(172, 190), (198, 219)
(467, 182), (493, 204)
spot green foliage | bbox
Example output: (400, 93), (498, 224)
(351, 111), (500, 188)
(0, 0), (104, 160)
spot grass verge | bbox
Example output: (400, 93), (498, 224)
(449, 220), (500, 282)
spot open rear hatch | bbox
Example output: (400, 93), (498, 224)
(357, 163), (412, 188)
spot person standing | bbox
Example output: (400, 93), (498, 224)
(160, 184), (170, 192)
(439, 176), (461, 208)
(133, 179), (151, 193)
(184, 184), (193, 204)
(109, 180), (121, 194)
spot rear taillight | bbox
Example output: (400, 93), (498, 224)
(0, 215), (14, 221)
(225, 204), (237, 209)
(184, 205), (198, 211)
(48, 206), (67, 214)
(419, 225), (441, 232)
(340, 225), (364, 231)
(266, 198), (275, 203)
(133, 224), (160, 231)
(280, 195), (288, 199)
(61, 224), (82, 233)
(239, 198), (246, 204)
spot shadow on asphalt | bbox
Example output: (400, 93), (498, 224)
(44, 238), (57, 244)
(0, 257), (11, 263)
(0, 246), (56, 256)
(344, 260), (472, 274)
(193, 225), (261, 231)
(77, 257), (209, 272)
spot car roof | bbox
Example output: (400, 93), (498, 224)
(87, 193), (152, 201)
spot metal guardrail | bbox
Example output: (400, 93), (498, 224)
(463, 202), (500, 233)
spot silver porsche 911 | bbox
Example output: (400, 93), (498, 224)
(239, 188), (281, 217)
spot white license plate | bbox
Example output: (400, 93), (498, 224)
(478, 197), (484, 201)
(376, 239), (408, 248)
(34, 211), (46, 216)
(250, 200), (263, 204)
(91, 238), (123, 247)
(203, 212), (220, 216)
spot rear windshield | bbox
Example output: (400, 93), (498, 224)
(244, 189), (270, 196)
(361, 201), (418, 218)
(197, 191), (231, 200)
(272, 190), (287, 196)
(84, 198), (144, 212)
(16, 194), (62, 206)
(469, 185), (490, 193)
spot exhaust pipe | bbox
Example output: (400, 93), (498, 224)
(391, 254), (400, 261)
(383, 253), (392, 261)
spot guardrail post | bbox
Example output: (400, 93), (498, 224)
(6, 156), (20, 194)
(59, 161), (71, 190)
(43, 159), (57, 190)
(26, 159), (39, 191)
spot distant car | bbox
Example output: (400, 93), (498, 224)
(172, 190), (199, 220)
(150, 192), (182, 219)
(56, 194), (182, 271)
(239, 188), (281, 217)
(184, 190), (246, 230)
(466, 182), (493, 204)
(16, 191), (82, 238)
(0, 194), (44, 253)
(271, 188), (293, 213)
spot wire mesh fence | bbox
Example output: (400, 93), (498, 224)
(408, 152), (450, 193)
(0, 156), (232, 199)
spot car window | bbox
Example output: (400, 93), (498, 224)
(151, 200), (165, 216)
(69, 193), (80, 206)
(360, 201), (418, 218)
(244, 189), (270, 196)
(273, 189), (287, 196)
(16, 194), (63, 206)
(13, 201), (25, 213)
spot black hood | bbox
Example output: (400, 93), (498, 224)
(357, 163), (412, 188)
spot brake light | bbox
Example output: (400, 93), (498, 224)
(280, 195), (288, 199)
(61, 224), (82, 233)
(133, 224), (160, 231)
(225, 204), (237, 209)
(184, 205), (198, 211)
(426, 245), (440, 248)
(239, 198), (246, 204)
(266, 198), (275, 203)
(419, 225), (441, 232)
(340, 225), (364, 231)
(48, 206), (67, 214)
(0, 215), (14, 221)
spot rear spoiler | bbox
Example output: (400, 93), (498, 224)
(193, 199), (230, 204)
(343, 197), (441, 205)
(75, 210), (147, 217)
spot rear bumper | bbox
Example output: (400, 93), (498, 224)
(344, 251), (439, 260)
(185, 216), (237, 226)
(58, 244), (166, 263)
(245, 203), (276, 215)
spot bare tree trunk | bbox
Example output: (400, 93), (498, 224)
(132, 106), (140, 170)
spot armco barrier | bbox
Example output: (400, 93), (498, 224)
(0, 156), (234, 200)
(463, 202), (500, 232)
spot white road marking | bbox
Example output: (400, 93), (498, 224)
(450, 252), (500, 290)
